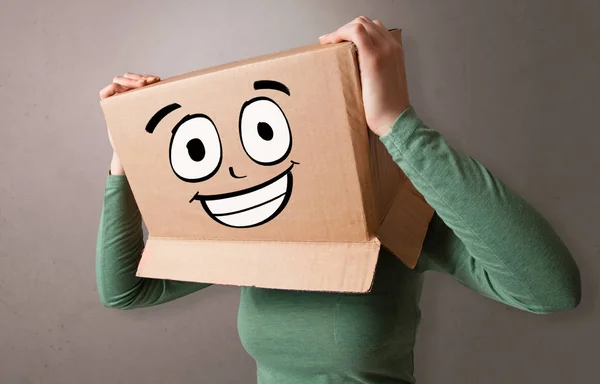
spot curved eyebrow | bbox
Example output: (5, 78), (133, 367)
(145, 103), (182, 133)
(254, 80), (290, 96)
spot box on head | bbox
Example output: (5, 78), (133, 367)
(100, 29), (434, 293)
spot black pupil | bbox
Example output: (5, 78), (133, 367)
(257, 122), (274, 141)
(187, 139), (206, 162)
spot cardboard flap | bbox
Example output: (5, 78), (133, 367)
(138, 237), (382, 293)
(377, 180), (434, 269)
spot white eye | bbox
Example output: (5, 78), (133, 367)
(169, 115), (222, 182)
(239, 97), (291, 165)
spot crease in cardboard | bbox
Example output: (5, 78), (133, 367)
(377, 180), (405, 227)
(145, 236), (383, 245)
(369, 133), (402, 225)
(334, 45), (378, 240)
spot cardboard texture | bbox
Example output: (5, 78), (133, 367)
(100, 29), (434, 293)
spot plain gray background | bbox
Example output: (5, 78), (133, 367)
(1, 0), (598, 383)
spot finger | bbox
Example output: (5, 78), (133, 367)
(353, 16), (388, 45)
(123, 72), (142, 80)
(373, 20), (387, 29)
(99, 83), (117, 99)
(142, 75), (161, 84)
(319, 22), (374, 53)
(123, 73), (160, 83)
(372, 20), (397, 43)
(113, 76), (148, 88)
(99, 83), (130, 99)
(142, 74), (161, 82)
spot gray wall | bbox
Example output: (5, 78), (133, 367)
(1, 0), (598, 383)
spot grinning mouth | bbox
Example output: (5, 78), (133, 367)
(190, 161), (298, 228)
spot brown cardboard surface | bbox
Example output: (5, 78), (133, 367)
(139, 237), (381, 292)
(100, 28), (434, 292)
(378, 180), (433, 269)
(102, 43), (371, 242)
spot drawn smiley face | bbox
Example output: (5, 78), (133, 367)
(145, 80), (298, 228)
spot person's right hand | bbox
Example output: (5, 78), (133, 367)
(99, 73), (160, 174)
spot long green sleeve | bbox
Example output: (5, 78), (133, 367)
(380, 106), (581, 314)
(96, 175), (209, 309)
(95, 106), (581, 383)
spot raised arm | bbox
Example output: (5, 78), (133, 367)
(96, 74), (210, 310)
(320, 17), (580, 314)
(381, 107), (580, 314)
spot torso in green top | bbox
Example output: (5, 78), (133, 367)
(238, 251), (422, 383)
(96, 107), (580, 383)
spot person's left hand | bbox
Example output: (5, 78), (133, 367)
(319, 16), (410, 136)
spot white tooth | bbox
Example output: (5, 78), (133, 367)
(215, 195), (286, 227)
(205, 174), (288, 215)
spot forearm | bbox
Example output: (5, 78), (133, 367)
(96, 175), (209, 309)
(380, 107), (581, 313)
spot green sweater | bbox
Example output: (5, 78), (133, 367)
(96, 106), (581, 383)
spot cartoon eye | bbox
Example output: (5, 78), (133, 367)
(169, 114), (222, 182)
(239, 97), (291, 165)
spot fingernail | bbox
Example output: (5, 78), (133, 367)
(319, 34), (328, 39)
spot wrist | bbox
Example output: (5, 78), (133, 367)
(372, 122), (393, 137)
(372, 110), (405, 136)
(370, 99), (410, 136)
(110, 153), (125, 175)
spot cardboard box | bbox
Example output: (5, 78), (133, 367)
(100, 30), (434, 293)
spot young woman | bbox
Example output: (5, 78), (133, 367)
(97, 17), (580, 383)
